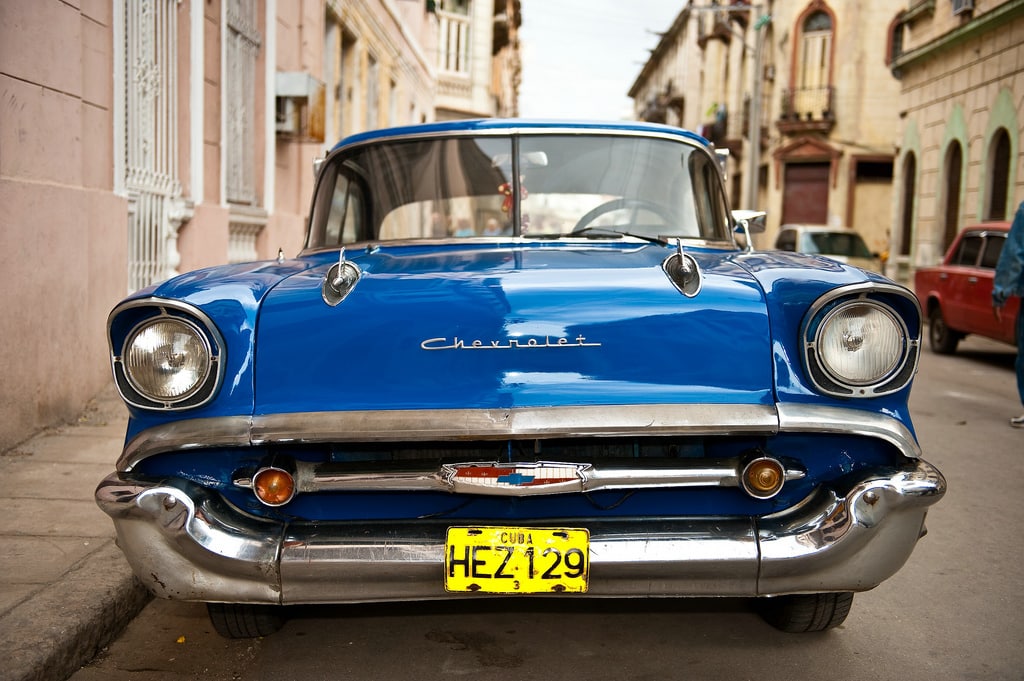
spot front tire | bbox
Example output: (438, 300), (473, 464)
(207, 602), (285, 638)
(757, 592), (853, 633)
(928, 306), (960, 354)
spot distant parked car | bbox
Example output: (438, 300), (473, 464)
(775, 224), (882, 272)
(914, 222), (1020, 353)
(95, 119), (944, 639)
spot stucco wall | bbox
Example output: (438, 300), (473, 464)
(0, 0), (127, 451)
(896, 10), (1024, 267)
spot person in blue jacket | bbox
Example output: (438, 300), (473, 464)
(993, 200), (1024, 428)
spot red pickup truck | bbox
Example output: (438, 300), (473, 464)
(914, 222), (1020, 353)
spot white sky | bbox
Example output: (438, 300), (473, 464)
(517, 0), (683, 120)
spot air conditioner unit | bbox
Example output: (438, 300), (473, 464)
(275, 72), (326, 142)
(952, 0), (973, 16)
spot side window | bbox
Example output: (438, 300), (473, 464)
(953, 234), (983, 266)
(776, 229), (797, 251)
(324, 172), (365, 245)
(690, 152), (729, 239)
(341, 182), (364, 243)
(979, 234), (1005, 269)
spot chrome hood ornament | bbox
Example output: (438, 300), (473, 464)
(321, 247), (362, 306)
(663, 238), (702, 297)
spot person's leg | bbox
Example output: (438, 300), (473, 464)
(1013, 309), (1024, 427)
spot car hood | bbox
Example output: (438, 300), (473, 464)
(819, 254), (882, 274)
(252, 243), (774, 414)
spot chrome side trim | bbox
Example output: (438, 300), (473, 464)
(117, 403), (923, 472)
(802, 281), (923, 320)
(289, 458), (806, 496)
(776, 403), (921, 458)
(118, 415), (252, 472)
(250, 404), (779, 444)
(116, 403), (779, 471)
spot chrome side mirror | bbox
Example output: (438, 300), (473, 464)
(731, 210), (766, 252)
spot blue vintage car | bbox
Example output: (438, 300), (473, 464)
(96, 119), (944, 638)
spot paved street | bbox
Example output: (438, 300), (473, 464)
(64, 334), (1024, 681)
(0, 385), (148, 681)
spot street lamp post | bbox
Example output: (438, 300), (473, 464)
(666, 3), (769, 208)
(742, 7), (769, 210)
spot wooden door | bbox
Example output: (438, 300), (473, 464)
(782, 163), (829, 225)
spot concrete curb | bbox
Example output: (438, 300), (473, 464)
(4, 543), (151, 681)
(0, 384), (151, 681)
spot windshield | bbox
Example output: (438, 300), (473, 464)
(306, 133), (732, 248)
(801, 231), (874, 259)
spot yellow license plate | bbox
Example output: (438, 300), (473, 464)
(445, 526), (589, 594)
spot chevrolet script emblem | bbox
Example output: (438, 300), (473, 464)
(442, 462), (591, 496)
(421, 335), (601, 351)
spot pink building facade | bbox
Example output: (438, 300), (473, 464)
(0, 0), (517, 450)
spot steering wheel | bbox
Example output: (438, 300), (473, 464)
(571, 198), (677, 234)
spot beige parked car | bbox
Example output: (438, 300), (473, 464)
(774, 224), (882, 272)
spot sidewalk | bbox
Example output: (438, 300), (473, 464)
(0, 384), (150, 681)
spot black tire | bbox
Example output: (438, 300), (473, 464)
(757, 592), (854, 633)
(928, 305), (960, 354)
(207, 602), (285, 638)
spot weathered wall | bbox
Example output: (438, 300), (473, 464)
(0, 0), (127, 451)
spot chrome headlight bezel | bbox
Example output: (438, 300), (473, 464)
(801, 284), (921, 398)
(108, 299), (226, 410)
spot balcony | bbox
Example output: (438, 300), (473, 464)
(777, 86), (835, 135)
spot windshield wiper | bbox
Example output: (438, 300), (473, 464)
(570, 227), (670, 246)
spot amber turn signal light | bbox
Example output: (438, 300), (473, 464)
(741, 456), (786, 499)
(253, 467), (296, 506)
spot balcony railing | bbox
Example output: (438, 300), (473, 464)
(777, 86), (835, 135)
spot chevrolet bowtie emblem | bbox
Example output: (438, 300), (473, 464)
(442, 462), (591, 496)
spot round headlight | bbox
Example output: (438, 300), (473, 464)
(816, 303), (903, 385)
(123, 319), (212, 402)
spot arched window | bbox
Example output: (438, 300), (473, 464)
(795, 8), (834, 119)
(942, 143), (963, 251)
(438, 0), (472, 74)
(899, 152), (916, 256)
(986, 128), (1011, 221)
(800, 12), (832, 90)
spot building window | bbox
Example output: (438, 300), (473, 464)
(942, 142), (963, 251)
(342, 31), (359, 137)
(224, 0), (266, 263)
(899, 153), (916, 257)
(389, 79), (398, 127)
(794, 8), (833, 118)
(438, 0), (472, 73)
(366, 54), (379, 130)
(986, 128), (1011, 221)
(120, 0), (187, 291)
(324, 14), (357, 144)
(225, 0), (262, 206)
(887, 14), (905, 65)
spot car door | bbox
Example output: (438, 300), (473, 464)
(974, 232), (1019, 345)
(941, 232), (983, 332)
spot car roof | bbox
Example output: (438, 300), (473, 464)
(779, 224), (855, 233)
(958, 222), (1011, 234)
(329, 118), (710, 152)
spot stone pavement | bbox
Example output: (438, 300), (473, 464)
(0, 383), (150, 681)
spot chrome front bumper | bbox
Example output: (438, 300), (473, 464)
(95, 460), (945, 604)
